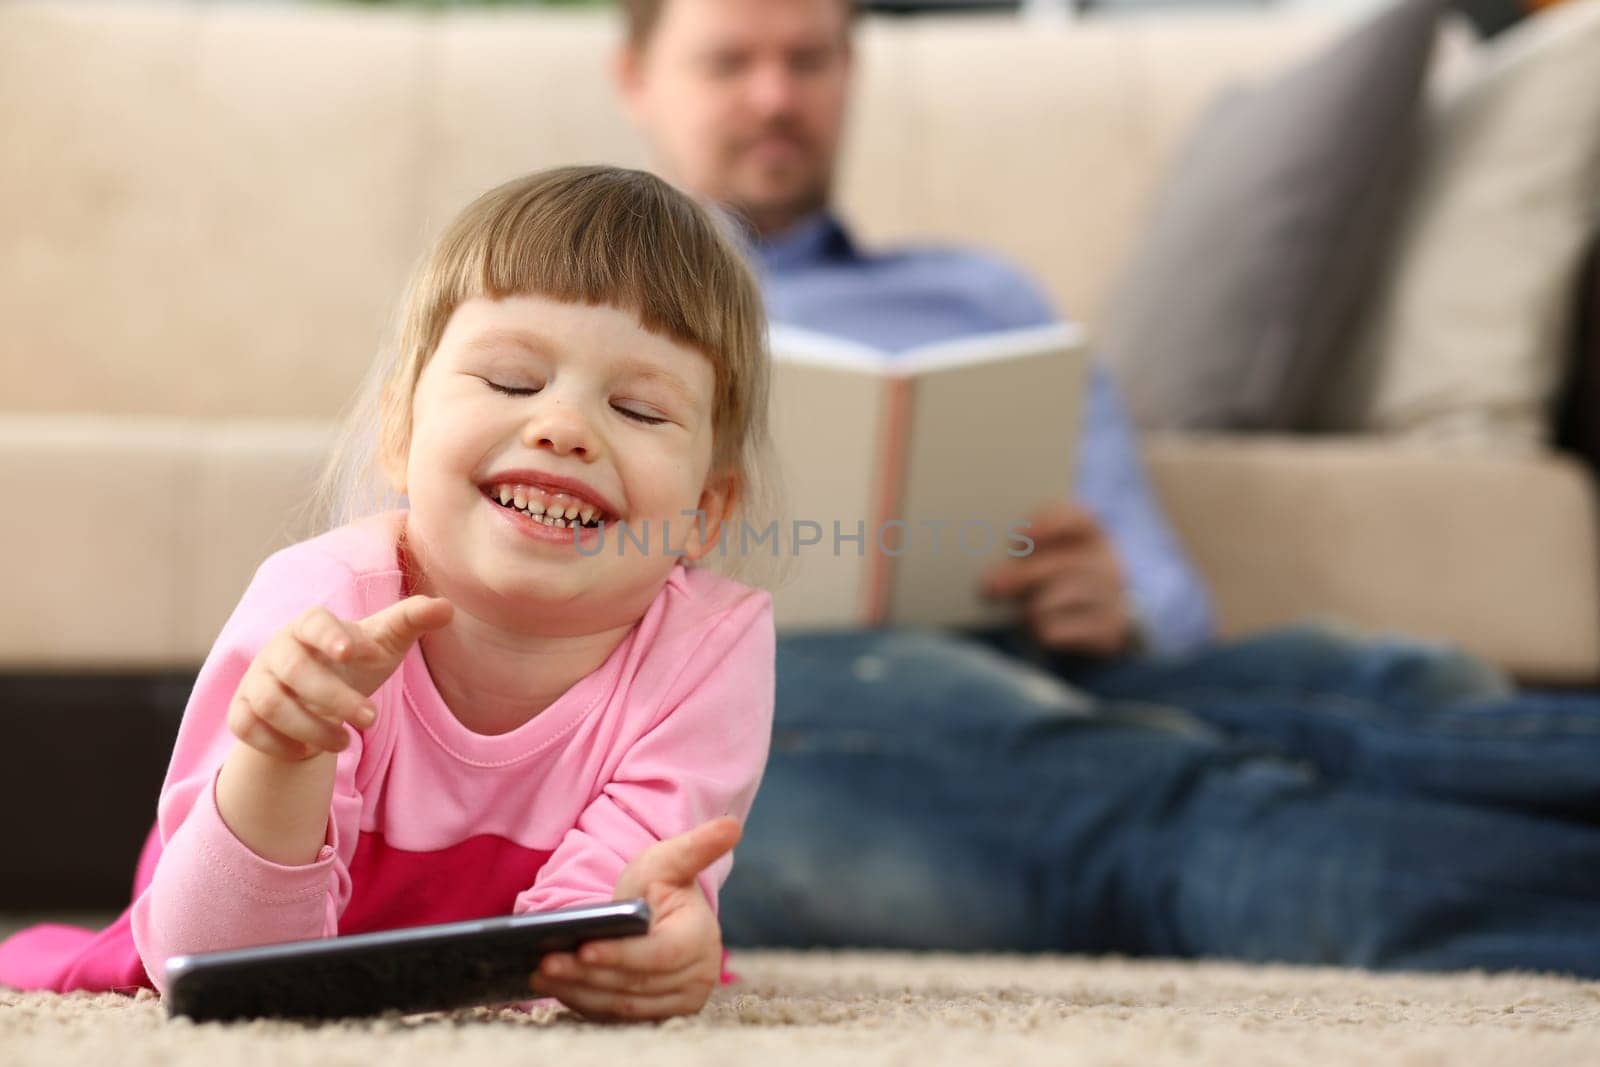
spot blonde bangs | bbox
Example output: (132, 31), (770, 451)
(411, 168), (764, 470)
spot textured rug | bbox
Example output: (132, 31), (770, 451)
(5, 914), (1599, 1066)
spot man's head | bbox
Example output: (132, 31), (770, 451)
(616, 0), (855, 238)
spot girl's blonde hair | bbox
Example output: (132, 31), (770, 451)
(301, 165), (785, 586)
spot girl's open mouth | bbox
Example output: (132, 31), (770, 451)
(482, 483), (612, 530)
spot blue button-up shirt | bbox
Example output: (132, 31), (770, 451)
(748, 211), (1214, 657)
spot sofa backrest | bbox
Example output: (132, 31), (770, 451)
(0, 1), (1354, 420)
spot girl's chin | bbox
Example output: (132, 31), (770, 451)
(471, 571), (669, 636)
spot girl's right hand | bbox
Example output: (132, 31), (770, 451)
(227, 595), (454, 763)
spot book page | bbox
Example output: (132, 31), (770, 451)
(767, 324), (890, 370)
(886, 338), (1088, 629)
(894, 322), (1086, 375)
(763, 358), (885, 629)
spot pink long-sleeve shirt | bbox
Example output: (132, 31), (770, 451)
(0, 509), (774, 999)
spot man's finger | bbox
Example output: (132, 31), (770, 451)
(1039, 612), (1123, 656)
(616, 817), (741, 899)
(357, 595), (453, 659)
(1022, 501), (1097, 545)
(983, 545), (1085, 599)
(1025, 578), (1097, 628)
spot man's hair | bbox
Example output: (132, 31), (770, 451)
(620, 0), (859, 49)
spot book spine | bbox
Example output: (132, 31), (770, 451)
(864, 376), (914, 625)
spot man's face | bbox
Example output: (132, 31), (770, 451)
(619, 0), (852, 236)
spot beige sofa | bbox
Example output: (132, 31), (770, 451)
(2, 0), (1596, 682)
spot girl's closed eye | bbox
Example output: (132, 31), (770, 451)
(615, 405), (669, 426)
(484, 380), (541, 397)
(480, 374), (668, 428)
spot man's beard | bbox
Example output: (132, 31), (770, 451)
(720, 121), (831, 237)
(724, 183), (829, 239)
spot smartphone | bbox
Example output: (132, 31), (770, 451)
(162, 898), (651, 1023)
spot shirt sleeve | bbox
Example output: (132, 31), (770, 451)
(1076, 362), (1216, 657)
(512, 591), (775, 918)
(976, 252), (1059, 332)
(129, 548), (373, 994)
(980, 256), (1217, 656)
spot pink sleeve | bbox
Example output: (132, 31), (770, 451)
(513, 591), (775, 917)
(129, 549), (374, 994)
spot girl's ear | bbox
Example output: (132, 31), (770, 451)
(682, 470), (740, 563)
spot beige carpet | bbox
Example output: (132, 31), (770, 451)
(5, 914), (1599, 1066)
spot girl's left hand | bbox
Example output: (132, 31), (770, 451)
(529, 817), (741, 1021)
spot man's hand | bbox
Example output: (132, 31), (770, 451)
(529, 818), (741, 1022)
(981, 500), (1136, 658)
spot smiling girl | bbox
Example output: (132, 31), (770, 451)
(0, 166), (778, 1021)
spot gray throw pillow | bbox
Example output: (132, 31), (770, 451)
(1098, 0), (1445, 431)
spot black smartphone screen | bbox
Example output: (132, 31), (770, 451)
(162, 898), (652, 1022)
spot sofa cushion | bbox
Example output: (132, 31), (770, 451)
(0, 416), (333, 669)
(1096, 0), (1443, 431)
(0, 3), (426, 420)
(1143, 433), (1600, 683)
(1325, 0), (1600, 451)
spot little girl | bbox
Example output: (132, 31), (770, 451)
(0, 166), (778, 1021)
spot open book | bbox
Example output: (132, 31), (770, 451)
(763, 321), (1089, 630)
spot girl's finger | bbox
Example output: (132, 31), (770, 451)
(571, 929), (693, 972)
(243, 668), (351, 753)
(358, 595), (454, 662)
(265, 637), (377, 730)
(231, 691), (318, 761)
(536, 953), (704, 996)
(293, 606), (363, 665)
(527, 975), (711, 1022)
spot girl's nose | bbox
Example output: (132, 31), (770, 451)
(520, 400), (594, 459)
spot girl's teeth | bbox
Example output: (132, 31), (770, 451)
(491, 483), (605, 527)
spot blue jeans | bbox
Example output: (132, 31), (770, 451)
(718, 623), (1600, 976)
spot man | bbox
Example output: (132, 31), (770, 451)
(615, 0), (1209, 662)
(615, 0), (1600, 975)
